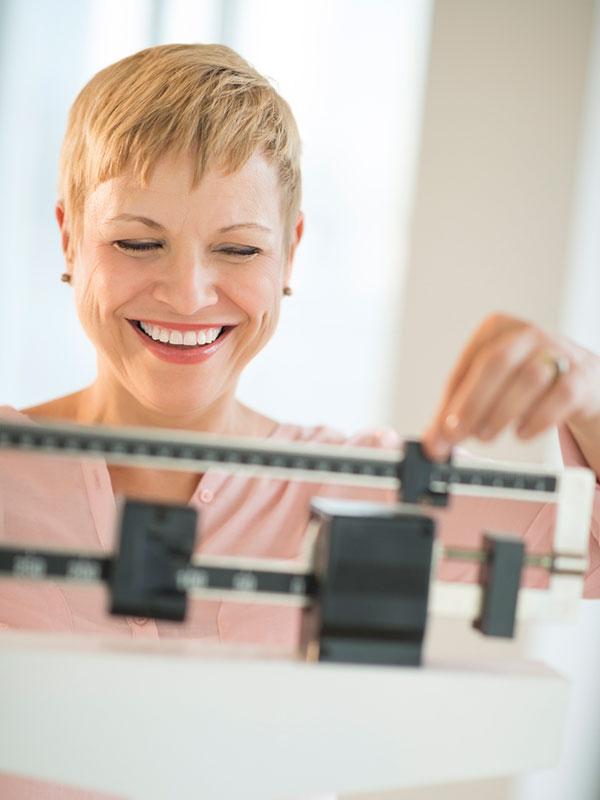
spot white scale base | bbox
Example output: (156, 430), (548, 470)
(0, 632), (568, 799)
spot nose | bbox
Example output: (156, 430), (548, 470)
(151, 251), (219, 316)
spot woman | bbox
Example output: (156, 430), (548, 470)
(1, 39), (599, 625)
(0, 41), (599, 797)
(0, 43), (402, 645)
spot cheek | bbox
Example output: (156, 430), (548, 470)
(233, 261), (284, 318)
(74, 250), (146, 325)
(245, 283), (282, 341)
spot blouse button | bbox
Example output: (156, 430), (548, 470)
(200, 489), (213, 503)
(134, 616), (148, 625)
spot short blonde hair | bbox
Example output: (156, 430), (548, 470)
(58, 43), (302, 255)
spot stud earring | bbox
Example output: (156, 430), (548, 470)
(283, 286), (293, 296)
(60, 273), (71, 284)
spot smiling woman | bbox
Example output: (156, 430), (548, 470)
(0, 36), (598, 622)
(20, 45), (305, 503)
(2, 36), (600, 800)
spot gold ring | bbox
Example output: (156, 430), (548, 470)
(538, 352), (570, 381)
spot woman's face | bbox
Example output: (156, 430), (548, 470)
(64, 152), (301, 421)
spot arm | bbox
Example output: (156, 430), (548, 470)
(559, 424), (600, 597)
(565, 418), (600, 481)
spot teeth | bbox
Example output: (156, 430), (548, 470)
(138, 321), (222, 347)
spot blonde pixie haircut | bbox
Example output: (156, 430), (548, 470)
(58, 43), (302, 257)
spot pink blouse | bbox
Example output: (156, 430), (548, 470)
(1, 405), (598, 798)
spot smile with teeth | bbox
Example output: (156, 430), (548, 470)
(137, 321), (223, 347)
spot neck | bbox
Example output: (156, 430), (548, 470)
(72, 372), (276, 438)
(75, 381), (242, 435)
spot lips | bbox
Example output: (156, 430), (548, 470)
(127, 319), (234, 365)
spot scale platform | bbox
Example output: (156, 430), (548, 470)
(0, 631), (568, 800)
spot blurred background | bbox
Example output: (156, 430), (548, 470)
(0, 0), (599, 798)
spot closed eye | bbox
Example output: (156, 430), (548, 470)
(113, 240), (164, 254)
(112, 241), (261, 258)
(217, 247), (261, 258)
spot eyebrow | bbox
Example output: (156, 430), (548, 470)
(218, 223), (272, 234)
(108, 214), (165, 230)
(107, 215), (272, 235)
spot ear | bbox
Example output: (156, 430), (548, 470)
(55, 201), (72, 266)
(284, 211), (304, 286)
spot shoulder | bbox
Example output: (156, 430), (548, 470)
(0, 404), (29, 421)
(0, 391), (84, 425)
(19, 391), (83, 422)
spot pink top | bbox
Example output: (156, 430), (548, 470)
(1, 405), (599, 798)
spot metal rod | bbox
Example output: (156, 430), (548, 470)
(443, 548), (554, 570)
(0, 541), (584, 601)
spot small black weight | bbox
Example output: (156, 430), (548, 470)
(474, 532), (524, 638)
(109, 499), (197, 621)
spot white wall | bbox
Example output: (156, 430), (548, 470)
(391, 2), (600, 800)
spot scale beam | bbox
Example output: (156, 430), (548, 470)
(0, 419), (563, 503)
(0, 537), (580, 603)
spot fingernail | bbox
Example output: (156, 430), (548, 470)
(429, 437), (450, 460)
(444, 413), (460, 434)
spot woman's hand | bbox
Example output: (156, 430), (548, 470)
(422, 313), (600, 478)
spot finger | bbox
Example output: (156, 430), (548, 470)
(517, 368), (583, 439)
(424, 326), (538, 456)
(475, 353), (558, 441)
(431, 314), (518, 420)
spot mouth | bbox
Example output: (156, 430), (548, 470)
(130, 320), (229, 349)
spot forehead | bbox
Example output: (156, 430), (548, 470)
(85, 151), (283, 233)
